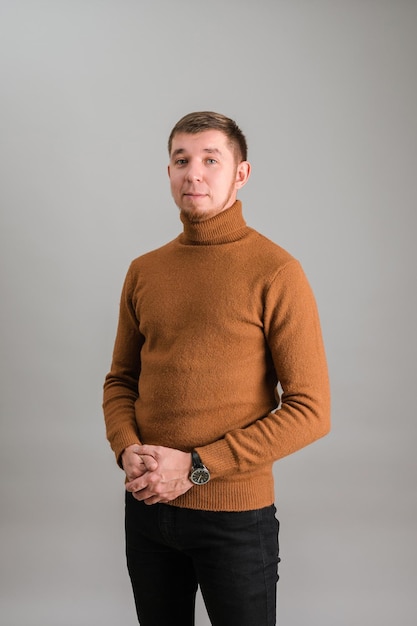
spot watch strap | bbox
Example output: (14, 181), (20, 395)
(191, 450), (203, 469)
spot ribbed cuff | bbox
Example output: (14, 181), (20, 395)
(110, 426), (142, 467)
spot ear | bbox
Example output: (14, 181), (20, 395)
(167, 164), (171, 178)
(235, 161), (251, 190)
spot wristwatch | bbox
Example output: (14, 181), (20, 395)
(189, 450), (210, 485)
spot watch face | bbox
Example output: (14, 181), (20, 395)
(190, 467), (210, 485)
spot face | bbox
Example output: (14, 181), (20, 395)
(168, 130), (250, 222)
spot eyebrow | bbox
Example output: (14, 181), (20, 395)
(171, 147), (223, 158)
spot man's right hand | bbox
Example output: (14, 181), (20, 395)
(121, 444), (158, 482)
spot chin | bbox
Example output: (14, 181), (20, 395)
(184, 209), (210, 223)
(180, 202), (228, 223)
(179, 204), (205, 220)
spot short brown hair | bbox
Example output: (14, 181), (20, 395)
(168, 111), (248, 162)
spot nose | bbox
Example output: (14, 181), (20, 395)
(185, 160), (203, 182)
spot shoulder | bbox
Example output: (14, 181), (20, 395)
(127, 236), (180, 273)
(250, 229), (295, 261)
(244, 228), (299, 274)
(240, 229), (315, 302)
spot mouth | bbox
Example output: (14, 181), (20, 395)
(183, 192), (207, 199)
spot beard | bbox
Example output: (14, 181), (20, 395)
(176, 176), (238, 223)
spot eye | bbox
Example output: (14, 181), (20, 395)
(175, 158), (187, 166)
(206, 158), (217, 164)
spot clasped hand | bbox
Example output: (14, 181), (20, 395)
(122, 444), (193, 505)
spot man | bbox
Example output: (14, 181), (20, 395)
(103, 111), (330, 625)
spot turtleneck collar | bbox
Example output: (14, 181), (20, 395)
(179, 200), (249, 245)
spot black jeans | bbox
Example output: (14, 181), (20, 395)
(125, 492), (280, 625)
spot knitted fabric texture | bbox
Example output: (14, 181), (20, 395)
(103, 200), (330, 511)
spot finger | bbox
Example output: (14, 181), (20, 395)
(132, 489), (155, 503)
(126, 478), (148, 493)
(136, 444), (160, 458)
(141, 455), (158, 471)
(143, 495), (160, 505)
(125, 469), (145, 482)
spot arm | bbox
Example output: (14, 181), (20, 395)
(103, 266), (190, 494)
(103, 268), (144, 466)
(196, 260), (331, 477)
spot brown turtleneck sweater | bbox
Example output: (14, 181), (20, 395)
(103, 200), (330, 511)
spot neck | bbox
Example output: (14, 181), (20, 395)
(179, 200), (249, 245)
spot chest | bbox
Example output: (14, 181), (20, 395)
(132, 250), (266, 343)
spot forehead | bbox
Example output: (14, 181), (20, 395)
(170, 129), (233, 157)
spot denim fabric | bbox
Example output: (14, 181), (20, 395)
(125, 492), (280, 625)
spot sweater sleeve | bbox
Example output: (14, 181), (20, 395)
(103, 267), (144, 466)
(196, 260), (331, 478)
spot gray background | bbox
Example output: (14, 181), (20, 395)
(1, 1), (416, 625)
